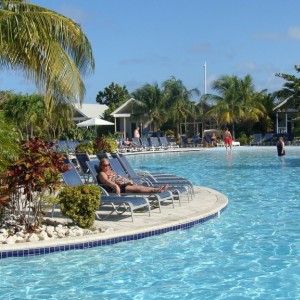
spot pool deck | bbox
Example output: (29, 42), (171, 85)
(0, 147), (230, 257)
(0, 185), (228, 257)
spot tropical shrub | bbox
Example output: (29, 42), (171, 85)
(94, 136), (118, 153)
(0, 117), (20, 173)
(238, 132), (251, 145)
(0, 137), (70, 230)
(59, 185), (100, 228)
(75, 141), (94, 154)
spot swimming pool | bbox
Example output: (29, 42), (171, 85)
(1, 147), (300, 299)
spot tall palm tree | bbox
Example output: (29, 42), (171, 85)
(0, 0), (95, 109)
(204, 75), (264, 139)
(132, 83), (167, 132)
(46, 102), (74, 139)
(162, 76), (200, 137)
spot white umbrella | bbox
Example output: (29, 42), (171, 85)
(76, 117), (114, 127)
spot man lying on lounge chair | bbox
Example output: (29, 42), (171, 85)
(98, 158), (169, 196)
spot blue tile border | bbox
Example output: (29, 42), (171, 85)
(0, 206), (226, 259)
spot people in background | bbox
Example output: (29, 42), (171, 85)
(133, 126), (140, 138)
(124, 138), (133, 146)
(224, 128), (232, 151)
(276, 136), (285, 156)
(211, 132), (217, 147)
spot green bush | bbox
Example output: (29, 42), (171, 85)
(59, 185), (101, 228)
(75, 141), (94, 154)
(237, 132), (248, 145)
(94, 136), (118, 153)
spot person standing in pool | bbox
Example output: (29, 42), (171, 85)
(276, 136), (285, 156)
(224, 128), (232, 152)
(133, 126), (140, 138)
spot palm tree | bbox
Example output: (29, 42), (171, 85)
(0, 0), (95, 109)
(162, 76), (200, 138)
(46, 102), (74, 139)
(3, 93), (45, 139)
(132, 83), (167, 132)
(204, 75), (264, 139)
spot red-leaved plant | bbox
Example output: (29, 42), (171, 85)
(0, 137), (70, 230)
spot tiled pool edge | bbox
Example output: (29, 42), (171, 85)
(0, 204), (227, 259)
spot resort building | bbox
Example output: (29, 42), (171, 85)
(72, 103), (108, 125)
(273, 96), (298, 136)
(110, 98), (146, 139)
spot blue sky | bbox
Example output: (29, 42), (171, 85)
(1, 0), (300, 103)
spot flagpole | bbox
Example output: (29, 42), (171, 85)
(204, 62), (207, 95)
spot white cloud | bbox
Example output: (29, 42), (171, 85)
(288, 26), (300, 40)
(253, 32), (284, 41)
(235, 61), (276, 74)
(190, 43), (212, 54)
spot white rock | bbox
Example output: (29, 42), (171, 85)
(66, 230), (76, 237)
(38, 231), (50, 241)
(0, 229), (8, 238)
(15, 236), (25, 243)
(0, 235), (7, 243)
(16, 231), (26, 238)
(27, 233), (39, 242)
(72, 228), (84, 237)
(4, 236), (17, 244)
(55, 226), (66, 237)
(83, 229), (93, 235)
(46, 226), (55, 237)
(103, 227), (115, 233)
(0, 223), (105, 244)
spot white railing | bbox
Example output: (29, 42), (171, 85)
(277, 127), (287, 134)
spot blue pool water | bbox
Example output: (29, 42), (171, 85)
(1, 147), (300, 299)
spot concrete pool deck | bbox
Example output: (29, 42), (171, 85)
(0, 185), (228, 257)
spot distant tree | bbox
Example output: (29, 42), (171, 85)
(3, 93), (45, 140)
(96, 82), (130, 121)
(0, 117), (20, 173)
(162, 76), (200, 138)
(275, 65), (300, 106)
(131, 83), (167, 132)
(204, 75), (264, 139)
(250, 91), (274, 133)
(45, 102), (74, 140)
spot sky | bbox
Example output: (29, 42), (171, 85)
(1, 0), (300, 104)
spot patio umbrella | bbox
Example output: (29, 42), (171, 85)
(76, 117), (114, 127)
(76, 117), (114, 136)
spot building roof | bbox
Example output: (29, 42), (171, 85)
(73, 103), (108, 121)
(273, 96), (292, 111)
(110, 98), (143, 118)
(273, 96), (298, 112)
